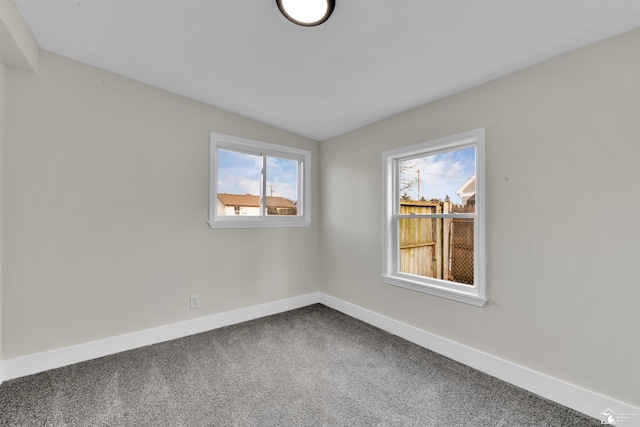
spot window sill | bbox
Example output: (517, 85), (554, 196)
(208, 219), (311, 229)
(382, 274), (487, 307)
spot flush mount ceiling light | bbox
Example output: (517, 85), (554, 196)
(276, 0), (335, 27)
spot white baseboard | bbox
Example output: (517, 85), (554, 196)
(1, 291), (637, 425)
(2, 292), (320, 382)
(319, 294), (639, 424)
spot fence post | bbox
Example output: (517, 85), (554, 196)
(443, 198), (451, 281)
(434, 202), (441, 279)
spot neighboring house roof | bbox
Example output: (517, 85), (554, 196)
(217, 193), (295, 208)
(456, 174), (476, 198)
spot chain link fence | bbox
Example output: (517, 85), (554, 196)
(449, 218), (474, 285)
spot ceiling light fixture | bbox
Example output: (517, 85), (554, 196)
(276, 0), (335, 27)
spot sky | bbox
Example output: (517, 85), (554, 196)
(217, 149), (299, 202)
(399, 147), (475, 204)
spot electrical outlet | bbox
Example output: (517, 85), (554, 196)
(190, 295), (200, 309)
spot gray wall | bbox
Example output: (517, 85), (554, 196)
(319, 29), (639, 407)
(4, 51), (320, 359)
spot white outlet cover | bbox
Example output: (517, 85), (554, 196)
(190, 295), (200, 309)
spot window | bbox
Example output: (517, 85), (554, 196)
(209, 132), (311, 228)
(382, 129), (486, 306)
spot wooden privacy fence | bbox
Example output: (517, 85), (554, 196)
(399, 200), (474, 285)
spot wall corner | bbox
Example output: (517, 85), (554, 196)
(0, 0), (39, 72)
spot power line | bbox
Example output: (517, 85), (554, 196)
(403, 170), (472, 180)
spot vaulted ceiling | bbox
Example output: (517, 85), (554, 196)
(15, 0), (640, 141)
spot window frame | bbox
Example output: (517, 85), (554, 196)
(209, 132), (311, 229)
(382, 128), (486, 307)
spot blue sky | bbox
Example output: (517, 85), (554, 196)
(217, 149), (299, 202)
(400, 147), (475, 203)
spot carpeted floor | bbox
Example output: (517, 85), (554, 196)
(0, 304), (599, 426)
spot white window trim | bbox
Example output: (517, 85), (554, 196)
(209, 132), (311, 229)
(382, 128), (487, 307)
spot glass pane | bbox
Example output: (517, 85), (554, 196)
(265, 156), (299, 216)
(216, 149), (262, 216)
(399, 147), (476, 212)
(399, 217), (474, 286)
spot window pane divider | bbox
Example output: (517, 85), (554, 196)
(397, 213), (476, 219)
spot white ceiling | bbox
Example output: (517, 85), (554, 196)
(14, 0), (640, 141)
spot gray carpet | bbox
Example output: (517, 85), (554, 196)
(0, 304), (598, 426)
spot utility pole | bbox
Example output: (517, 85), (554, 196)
(417, 169), (420, 200)
(270, 185), (274, 197)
